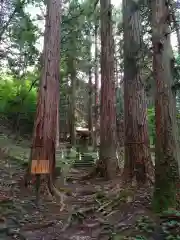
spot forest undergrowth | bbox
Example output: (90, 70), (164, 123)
(1, 132), (180, 239)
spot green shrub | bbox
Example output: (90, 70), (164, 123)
(0, 74), (37, 135)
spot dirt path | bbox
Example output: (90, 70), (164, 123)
(0, 152), (154, 240)
(0, 132), (180, 239)
(0, 153), (160, 240)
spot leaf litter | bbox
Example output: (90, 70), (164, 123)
(1, 140), (180, 239)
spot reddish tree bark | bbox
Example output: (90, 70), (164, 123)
(68, 57), (76, 146)
(88, 59), (93, 145)
(151, 0), (180, 211)
(98, 0), (118, 179)
(94, 22), (99, 150)
(56, 106), (60, 148)
(26, 0), (61, 190)
(123, 0), (153, 185)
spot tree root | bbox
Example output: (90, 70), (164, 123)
(61, 214), (73, 232)
(61, 207), (95, 232)
(23, 172), (66, 211)
(48, 176), (66, 211)
(121, 169), (154, 187)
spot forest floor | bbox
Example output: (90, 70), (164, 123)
(0, 130), (180, 239)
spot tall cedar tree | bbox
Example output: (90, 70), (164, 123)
(68, 57), (76, 146)
(88, 38), (93, 145)
(27, 0), (61, 188)
(94, 21), (99, 150)
(123, 0), (153, 184)
(151, 0), (180, 211)
(99, 0), (118, 179)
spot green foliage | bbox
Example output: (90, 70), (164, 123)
(160, 210), (180, 239)
(162, 209), (180, 217)
(0, 61), (71, 135)
(136, 216), (155, 234)
(0, 0), (40, 76)
(133, 236), (147, 240)
(0, 74), (37, 134)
